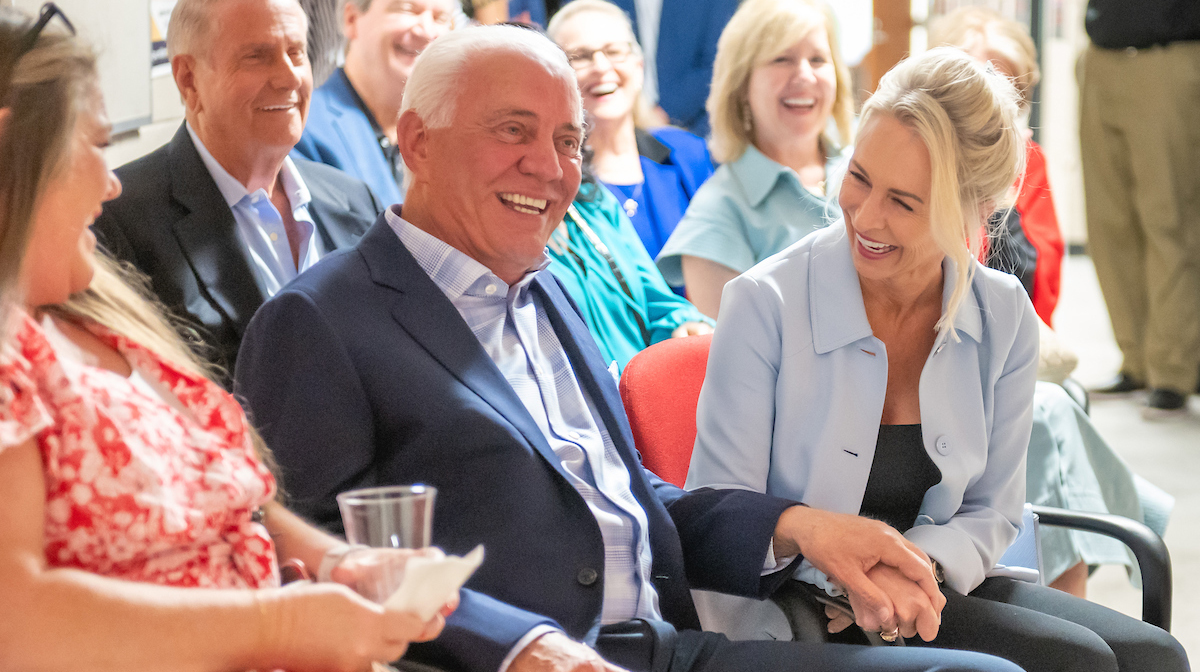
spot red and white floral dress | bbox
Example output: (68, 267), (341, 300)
(0, 312), (279, 589)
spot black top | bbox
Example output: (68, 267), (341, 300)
(858, 425), (943, 533)
(1086, 0), (1200, 49)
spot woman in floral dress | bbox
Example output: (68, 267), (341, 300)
(0, 7), (448, 670)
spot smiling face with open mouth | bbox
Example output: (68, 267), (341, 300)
(553, 10), (643, 126)
(186, 0), (313, 167)
(407, 52), (584, 286)
(746, 27), (836, 161)
(345, 0), (454, 100)
(23, 88), (123, 308)
(839, 113), (944, 290)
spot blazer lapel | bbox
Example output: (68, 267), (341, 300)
(356, 220), (576, 483)
(296, 160), (368, 252)
(534, 274), (659, 504)
(166, 125), (266, 337)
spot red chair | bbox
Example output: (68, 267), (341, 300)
(617, 334), (1173, 630)
(618, 334), (712, 488)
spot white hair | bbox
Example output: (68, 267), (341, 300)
(400, 24), (582, 129)
(167, 0), (307, 61)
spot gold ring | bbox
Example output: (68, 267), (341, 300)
(880, 628), (900, 642)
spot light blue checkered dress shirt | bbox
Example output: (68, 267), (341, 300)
(385, 208), (662, 625)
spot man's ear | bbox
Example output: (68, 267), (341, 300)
(396, 109), (429, 173)
(342, 0), (360, 42)
(172, 55), (202, 114)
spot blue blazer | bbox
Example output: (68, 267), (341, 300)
(294, 68), (405, 206)
(686, 224), (1039, 595)
(605, 127), (715, 259)
(234, 215), (800, 672)
(610, 0), (740, 135)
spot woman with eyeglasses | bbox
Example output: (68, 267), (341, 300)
(547, 0), (714, 266)
(0, 6), (450, 670)
(655, 0), (852, 318)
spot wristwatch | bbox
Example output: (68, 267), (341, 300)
(931, 559), (946, 584)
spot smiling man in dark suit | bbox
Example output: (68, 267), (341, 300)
(94, 0), (382, 383)
(231, 23), (1025, 672)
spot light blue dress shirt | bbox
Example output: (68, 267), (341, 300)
(384, 208), (662, 627)
(188, 124), (323, 297)
(685, 223), (1039, 596)
(656, 142), (848, 286)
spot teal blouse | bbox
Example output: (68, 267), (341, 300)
(547, 184), (713, 372)
(656, 142), (848, 285)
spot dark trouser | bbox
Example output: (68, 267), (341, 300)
(904, 577), (1189, 672)
(595, 619), (1024, 672)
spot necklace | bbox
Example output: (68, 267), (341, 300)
(619, 182), (644, 218)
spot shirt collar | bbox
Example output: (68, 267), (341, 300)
(186, 122), (310, 212)
(730, 137), (847, 208)
(808, 224), (984, 355)
(383, 206), (550, 301)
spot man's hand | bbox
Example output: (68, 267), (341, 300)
(510, 632), (629, 672)
(848, 564), (943, 641)
(772, 506), (941, 631)
(671, 322), (714, 338)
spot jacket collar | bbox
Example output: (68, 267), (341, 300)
(166, 123), (268, 333)
(635, 128), (672, 165)
(808, 224), (984, 355)
(730, 138), (848, 209)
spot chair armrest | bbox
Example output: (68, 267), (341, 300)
(1030, 505), (1172, 630)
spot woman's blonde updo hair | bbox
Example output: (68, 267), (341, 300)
(928, 6), (1041, 112)
(707, 0), (853, 164)
(861, 47), (1025, 341)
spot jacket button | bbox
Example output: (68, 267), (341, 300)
(577, 568), (599, 586)
(935, 436), (951, 456)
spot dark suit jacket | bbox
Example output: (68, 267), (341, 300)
(293, 68), (405, 207)
(94, 123), (383, 382)
(611, 0), (740, 136)
(233, 216), (800, 672)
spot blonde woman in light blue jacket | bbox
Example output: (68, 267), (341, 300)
(686, 48), (1187, 672)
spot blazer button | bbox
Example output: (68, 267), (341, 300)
(577, 568), (599, 586)
(935, 435), (951, 456)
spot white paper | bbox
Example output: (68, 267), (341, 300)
(383, 545), (484, 621)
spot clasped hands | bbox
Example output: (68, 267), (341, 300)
(773, 506), (946, 642)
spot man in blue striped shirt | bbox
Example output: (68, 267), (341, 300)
(235, 24), (1022, 672)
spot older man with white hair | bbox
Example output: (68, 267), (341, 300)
(234, 24), (1022, 672)
(94, 0), (383, 383)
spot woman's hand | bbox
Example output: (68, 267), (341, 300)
(259, 581), (446, 672)
(846, 564), (943, 642)
(670, 321), (714, 338)
(773, 506), (941, 633)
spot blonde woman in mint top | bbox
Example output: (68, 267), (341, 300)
(655, 0), (853, 317)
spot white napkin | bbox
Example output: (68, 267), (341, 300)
(383, 545), (485, 620)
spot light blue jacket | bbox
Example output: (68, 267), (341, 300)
(655, 143), (846, 286)
(685, 223), (1039, 594)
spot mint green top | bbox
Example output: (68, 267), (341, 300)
(546, 183), (712, 373)
(656, 143), (848, 285)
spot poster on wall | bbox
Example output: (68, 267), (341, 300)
(151, 0), (177, 78)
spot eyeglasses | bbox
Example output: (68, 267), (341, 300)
(565, 42), (634, 71)
(16, 3), (76, 61)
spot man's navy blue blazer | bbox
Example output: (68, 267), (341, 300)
(234, 214), (800, 672)
(611, 0), (740, 136)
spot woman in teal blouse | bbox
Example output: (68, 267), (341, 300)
(547, 181), (712, 373)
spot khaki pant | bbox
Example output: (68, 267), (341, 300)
(1080, 41), (1200, 392)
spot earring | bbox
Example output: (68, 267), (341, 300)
(741, 101), (753, 133)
